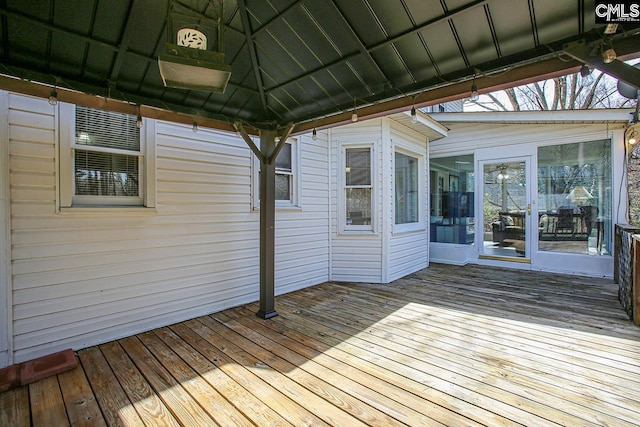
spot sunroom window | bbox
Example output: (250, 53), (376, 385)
(537, 139), (611, 255)
(429, 154), (475, 244)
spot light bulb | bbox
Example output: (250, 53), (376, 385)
(48, 89), (58, 106)
(602, 47), (616, 64)
(470, 83), (479, 102)
(410, 106), (417, 124)
(579, 64), (594, 87)
(351, 112), (358, 122)
(136, 105), (143, 128)
(192, 122), (198, 133)
(629, 131), (638, 145)
(312, 128), (317, 141)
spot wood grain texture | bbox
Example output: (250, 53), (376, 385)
(29, 375), (68, 427)
(0, 386), (30, 427)
(58, 365), (107, 427)
(2, 263), (640, 426)
(99, 341), (179, 427)
(77, 346), (144, 427)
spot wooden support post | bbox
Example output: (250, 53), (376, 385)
(257, 129), (278, 319)
(234, 122), (293, 320)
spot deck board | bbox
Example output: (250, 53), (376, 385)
(3, 263), (640, 426)
(58, 363), (106, 427)
(0, 386), (30, 427)
(77, 346), (145, 427)
(29, 375), (69, 427)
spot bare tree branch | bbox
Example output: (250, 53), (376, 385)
(505, 88), (520, 111)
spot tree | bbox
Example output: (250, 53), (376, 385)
(465, 68), (640, 224)
(466, 69), (636, 111)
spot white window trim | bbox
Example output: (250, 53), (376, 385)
(58, 102), (156, 209)
(251, 138), (301, 210)
(339, 142), (376, 234)
(393, 145), (426, 234)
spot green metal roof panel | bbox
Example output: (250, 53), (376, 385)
(0, 0), (638, 130)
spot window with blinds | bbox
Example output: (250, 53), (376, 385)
(73, 106), (142, 202)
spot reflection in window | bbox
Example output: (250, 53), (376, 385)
(255, 140), (296, 205)
(395, 152), (418, 224)
(73, 106), (142, 205)
(275, 143), (292, 201)
(345, 148), (372, 228)
(537, 140), (611, 255)
(429, 154), (474, 244)
(75, 151), (139, 196)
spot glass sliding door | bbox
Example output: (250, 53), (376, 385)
(480, 159), (530, 261)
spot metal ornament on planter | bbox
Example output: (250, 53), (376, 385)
(158, 0), (231, 93)
(177, 28), (207, 49)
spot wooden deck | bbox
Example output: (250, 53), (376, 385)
(2, 263), (640, 426)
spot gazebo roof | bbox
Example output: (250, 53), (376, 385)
(1, 0), (639, 133)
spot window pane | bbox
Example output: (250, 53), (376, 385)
(537, 140), (611, 255)
(346, 188), (371, 225)
(429, 154), (475, 244)
(346, 148), (371, 186)
(75, 106), (140, 151)
(275, 143), (292, 172)
(395, 152), (419, 224)
(275, 173), (291, 200)
(75, 150), (139, 196)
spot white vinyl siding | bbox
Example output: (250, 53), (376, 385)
(0, 91), (11, 366)
(330, 120), (383, 283)
(328, 118), (430, 283)
(387, 120), (429, 282)
(7, 92), (328, 363)
(429, 122), (626, 156)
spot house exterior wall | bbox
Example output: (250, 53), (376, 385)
(1, 90), (435, 366)
(5, 92), (329, 364)
(429, 122), (623, 156)
(329, 119), (384, 283)
(328, 118), (430, 283)
(387, 120), (429, 282)
(0, 91), (11, 367)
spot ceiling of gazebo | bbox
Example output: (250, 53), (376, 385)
(1, 0), (639, 134)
